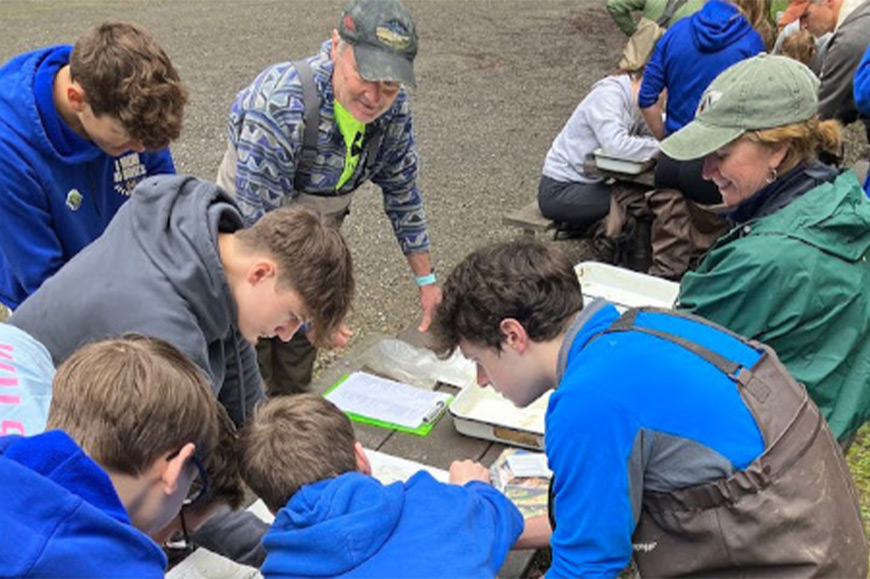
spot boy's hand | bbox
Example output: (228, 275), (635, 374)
(306, 324), (353, 348)
(449, 459), (491, 485)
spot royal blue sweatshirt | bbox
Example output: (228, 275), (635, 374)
(0, 45), (175, 308)
(261, 471), (524, 578)
(638, 0), (764, 135)
(0, 430), (166, 577)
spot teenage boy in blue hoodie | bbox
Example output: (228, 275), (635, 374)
(0, 335), (223, 578)
(239, 393), (524, 579)
(0, 21), (187, 309)
(430, 239), (867, 578)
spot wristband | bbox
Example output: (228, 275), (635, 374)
(415, 271), (437, 287)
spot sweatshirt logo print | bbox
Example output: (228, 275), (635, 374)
(113, 153), (147, 196)
(65, 189), (83, 211)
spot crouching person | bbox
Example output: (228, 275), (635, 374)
(431, 239), (868, 578)
(239, 394), (524, 578)
(0, 335), (223, 578)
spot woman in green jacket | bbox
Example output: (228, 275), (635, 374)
(662, 54), (870, 446)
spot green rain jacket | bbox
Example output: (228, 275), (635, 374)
(678, 169), (870, 441)
(606, 0), (706, 36)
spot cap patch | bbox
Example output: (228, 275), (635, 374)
(376, 20), (412, 49)
(697, 90), (723, 116)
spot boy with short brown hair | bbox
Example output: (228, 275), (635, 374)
(0, 335), (222, 578)
(0, 21), (188, 309)
(239, 393), (524, 578)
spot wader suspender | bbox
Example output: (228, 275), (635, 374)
(547, 306), (753, 532)
(657, 0), (690, 27)
(292, 59), (386, 194)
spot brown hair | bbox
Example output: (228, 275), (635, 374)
(199, 404), (245, 510)
(235, 206), (354, 347)
(732, 0), (775, 51)
(430, 239), (583, 357)
(745, 116), (842, 174)
(47, 334), (220, 477)
(239, 394), (358, 512)
(69, 22), (188, 149)
(780, 30), (817, 67)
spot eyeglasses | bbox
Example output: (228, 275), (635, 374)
(163, 453), (208, 557)
(185, 453), (210, 506)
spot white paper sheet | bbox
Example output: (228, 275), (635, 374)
(326, 371), (451, 429)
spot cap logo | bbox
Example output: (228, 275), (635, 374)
(697, 90), (723, 116)
(375, 20), (411, 49)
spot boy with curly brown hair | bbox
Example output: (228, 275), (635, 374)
(0, 21), (188, 309)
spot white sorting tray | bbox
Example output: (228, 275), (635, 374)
(575, 261), (678, 310)
(593, 148), (655, 175)
(450, 386), (549, 451)
(449, 263), (678, 449)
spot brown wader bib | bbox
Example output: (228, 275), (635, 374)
(549, 307), (868, 577)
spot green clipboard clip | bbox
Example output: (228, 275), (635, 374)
(324, 374), (453, 437)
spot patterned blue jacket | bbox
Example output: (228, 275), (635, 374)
(227, 41), (429, 255)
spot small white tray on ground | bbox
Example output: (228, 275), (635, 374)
(593, 148), (655, 175)
(450, 262), (679, 449)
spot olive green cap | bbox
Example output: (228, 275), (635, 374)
(661, 54), (820, 160)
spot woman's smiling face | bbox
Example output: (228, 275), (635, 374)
(702, 136), (788, 206)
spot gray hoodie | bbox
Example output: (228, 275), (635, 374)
(10, 174), (262, 425)
(542, 74), (659, 184)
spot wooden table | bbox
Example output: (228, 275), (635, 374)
(311, 326), (539, 578)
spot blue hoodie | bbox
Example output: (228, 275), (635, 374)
(261, 471), (524, 578)
(0, 45), (176, 309)
(0, 430), (166, 577)
(638, 0), (764, 135)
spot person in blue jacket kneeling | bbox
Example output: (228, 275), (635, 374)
(239, 393), (524, 578)
(430, 239), (867, 578)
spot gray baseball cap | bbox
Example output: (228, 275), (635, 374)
(338, 0), (418, 88)
(661, 54), (820, 161)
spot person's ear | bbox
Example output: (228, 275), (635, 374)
(499, 318), (529, 353)
(162, 442), (196, 496)
(770, 140), (791, 170)
(354, 441), (372, 476)
(331, 29), (341, 60)
(67, 82), (87, 113)
(246, 260), (277, 286)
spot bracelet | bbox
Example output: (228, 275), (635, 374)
(415, 271), (437, 287)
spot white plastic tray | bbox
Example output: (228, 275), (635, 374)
(449, 263), (678, 449)
(450, 387), (549, 450)
(593, 148), (655, 175)
(575, 261), (678, 310)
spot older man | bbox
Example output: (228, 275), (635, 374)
(780, 0), (870, 137)
(217, 0), (440, 396)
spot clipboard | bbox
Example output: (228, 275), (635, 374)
(324, 372), (453, 437)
